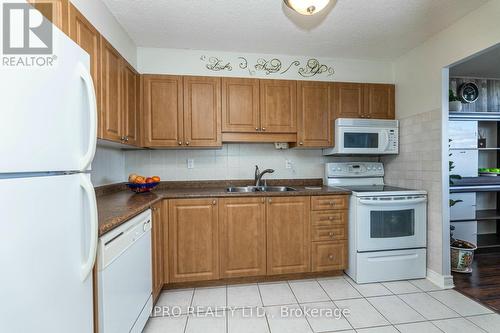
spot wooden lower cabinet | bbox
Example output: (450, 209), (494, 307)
(168, 199), (219, 283)
(151, 201), (164, 302)
(311, 241), (347, 272)
(266, 196), (311, 275)
(219, 197), (266, 278)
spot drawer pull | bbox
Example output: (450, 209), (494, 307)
(328, 254), (335, 261)
(329, 232), (334, 237)
(328, 216), (333, 220)
(212, 200), (217, 205)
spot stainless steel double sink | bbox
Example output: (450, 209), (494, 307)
(226, 186), (297, 193)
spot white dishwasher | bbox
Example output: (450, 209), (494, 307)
(97, 209), (153, 333)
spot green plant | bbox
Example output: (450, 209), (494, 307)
(449, 89), (460, 102)
(449, 139), (462, 207)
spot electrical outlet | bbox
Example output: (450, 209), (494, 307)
(285, 159), (293, 169)
(187, 159), (194, 169)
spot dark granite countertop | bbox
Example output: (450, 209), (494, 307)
(96, 179), (351, 236)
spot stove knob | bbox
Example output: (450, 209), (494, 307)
(367, 167), (371, 171)
(378, 167), (383, 170)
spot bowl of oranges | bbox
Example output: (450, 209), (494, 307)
(126, 174), (161, 193)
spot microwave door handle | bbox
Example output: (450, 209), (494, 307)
(359, 198), (427, 206)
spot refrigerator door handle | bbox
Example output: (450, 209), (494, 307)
(80, 174), (98, 282)
(79, 63), (98, 171)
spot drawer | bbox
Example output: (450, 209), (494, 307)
(312, 226), (347, 242)
(311, 241), (347, 272)
(311, 196), (348, 211)
(311, 211), (347, 226)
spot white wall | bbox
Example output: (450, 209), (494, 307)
(395, 0), (500, 119)
(70, 0), (137, 67)
(386, 0), (500, 286)
(138, 47), (394, 83)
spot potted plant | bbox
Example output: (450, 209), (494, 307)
(449, 89), (462, 112)
(449, 140), (477, 273)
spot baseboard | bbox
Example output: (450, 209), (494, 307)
(427, 268), (454, 289)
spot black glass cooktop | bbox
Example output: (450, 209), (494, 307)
(339, 185), (414, 193)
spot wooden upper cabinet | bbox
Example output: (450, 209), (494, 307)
(151, 201), (164, 302)
(121, 61), (140, 145)
(222, 78), (260, 133)
(332, 83), (363, 119)
(169, 199), (219, 283)
(260, 80), (297, 133)
(142, 75), (184, 147)
(297, 81), (332, 148)
(266, 196), (311, 275)
(28, 0), (69, 34)
(219, 197), (267, 278)
(183, 76), (222, 147)
(333, 82), (395, 120)
(68, 4), (101, 135)
(100, 37), (122, 141)
(364, 84), (395, 119)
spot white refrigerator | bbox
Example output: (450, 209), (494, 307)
(0, 4), (98, 332)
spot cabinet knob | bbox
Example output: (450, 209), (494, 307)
(268, 198), (272, 203)
(125, 136), (129, 142)
(329, 216), (333, 220)
(329, 232), (334, 237)
(120, 136), (126, 141)
(360, 115), (365, 118)
(262, 127), (266, 131)
(178, 141), (182, 145)
(212, 200), (217, 205)
(328, 254), (335, 261)
(299, 142), (303, 145)
(329, 201), (334, 206)
(256, 127), (259, 131)
(366, 115), (371, 119)
(186, 141), (190, 145)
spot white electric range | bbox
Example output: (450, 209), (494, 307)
(325, 162), (428, 284)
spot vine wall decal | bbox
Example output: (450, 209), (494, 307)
(200, 55), (232, 71)
(298, 59), (335, 77)
(200, 55), (335, 78)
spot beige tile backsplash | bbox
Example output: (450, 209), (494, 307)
(383, 108), (443, 274)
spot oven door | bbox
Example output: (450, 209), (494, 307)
(355, 195), (427, 252)
(336, 127), (389, 154)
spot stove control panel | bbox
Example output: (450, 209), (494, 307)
(325, 162), (384, 178)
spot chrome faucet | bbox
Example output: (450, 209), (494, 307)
(255, 165), (275, 187)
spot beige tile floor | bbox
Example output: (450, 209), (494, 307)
(143, 275), (499, 333)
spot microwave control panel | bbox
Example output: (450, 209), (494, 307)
(387, 129), (398, 152)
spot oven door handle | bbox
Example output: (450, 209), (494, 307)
(359, 198), (427, 206)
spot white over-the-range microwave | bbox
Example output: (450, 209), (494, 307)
(323, 118), (399, 155)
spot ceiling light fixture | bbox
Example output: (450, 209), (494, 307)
(284, 0), (331, 16)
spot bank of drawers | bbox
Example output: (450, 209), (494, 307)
(310, 196), (348, 272)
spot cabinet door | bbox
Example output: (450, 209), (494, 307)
(266, 197), (310, 275)
(151, 202), (164, 302)
(68, 4), (100, 136)
(332, 83), (363, 119)
(183, 76), (222, 147)
(100, 37), (122, 142)
(219, 197), (266, 278)
(28, 0), (69, 34)
(364, 84), (395, 119)
(169, 199), (219, 282)
(142, 75), (184, 147)
(260, 80), (297, 133)
(222, 78), (260, 133)
(122, 61), (139, 146)
(297, 81), (332, 147)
